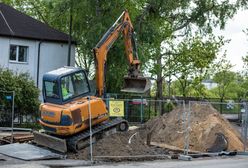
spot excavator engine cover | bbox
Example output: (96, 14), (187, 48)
(121, 76), (151, 94)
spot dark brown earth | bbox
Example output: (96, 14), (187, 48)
(67, 131), (169, 160)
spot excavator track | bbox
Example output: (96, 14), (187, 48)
(67, 118), (128, 152)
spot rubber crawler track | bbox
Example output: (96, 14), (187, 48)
(66, 118), (128, 152)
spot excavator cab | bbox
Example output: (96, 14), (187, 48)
(43, 67), (91, 105)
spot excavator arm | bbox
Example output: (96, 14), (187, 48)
(93, 10), (151, 96)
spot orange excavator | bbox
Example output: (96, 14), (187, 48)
(34, 10), (151, 153)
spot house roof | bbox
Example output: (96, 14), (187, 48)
(0, 3), (75, 44)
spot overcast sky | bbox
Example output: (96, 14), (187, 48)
(213, 9), (248, 72)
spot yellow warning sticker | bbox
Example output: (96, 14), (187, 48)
(109, 100), (124, 117)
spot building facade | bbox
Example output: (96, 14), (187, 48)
(0, 3), (76, 95)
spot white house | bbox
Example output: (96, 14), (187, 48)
(0, 3), (75, 94)
(202, 79), (218, 90)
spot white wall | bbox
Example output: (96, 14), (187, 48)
(202, 82), (218, 90)
(0, 37), (37, 79)
(0, 37), (75, 100)
(0, 37), (10, 68)
(38, 42), (75, 90)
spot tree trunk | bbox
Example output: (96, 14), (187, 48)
(156, 56), (163, 115)
(220, 97), (223, 114)
(156, 56), (163, 99)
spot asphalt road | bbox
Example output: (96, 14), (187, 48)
(81, 156), (248, 168)
(1, 156), (248, 168)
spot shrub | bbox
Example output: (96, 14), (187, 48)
(0, 68), (40, 122)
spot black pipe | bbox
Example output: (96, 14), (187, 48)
(37, 41), (42, 87)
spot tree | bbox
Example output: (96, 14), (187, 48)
(167, 35), (225, 98)
(213, 70), (236, 101)
(136, 0), (242, 100)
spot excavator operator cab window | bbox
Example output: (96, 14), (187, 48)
(60, 71), (90, 101)
(61, 75), (73, 100)
(43, 68), (90, 104)
(44, 81), (59, 99)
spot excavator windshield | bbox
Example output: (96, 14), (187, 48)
(60, 72), (90, 100)
(43, 67), (90, 104)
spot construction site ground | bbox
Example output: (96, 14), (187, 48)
(0, 103), (247, 167)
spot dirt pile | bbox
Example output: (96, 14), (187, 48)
(68, 131), (168, 160)
(144, 103), (244, 152)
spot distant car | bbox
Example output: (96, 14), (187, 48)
(129, 99), (148, 105)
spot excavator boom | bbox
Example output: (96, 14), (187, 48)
(93, 10), (151, 96)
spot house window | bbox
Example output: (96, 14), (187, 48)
(9, 45), (28, 63)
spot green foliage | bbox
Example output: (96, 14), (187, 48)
(19, 122), (42, 130)
(168, 35), (226, 98)
(2, 0), (247, 96)
(137, 0), (240, 99)
(0, 68), (40, 116)
(164, 101), (174, 113)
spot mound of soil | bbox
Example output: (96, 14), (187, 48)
(144, 103), (244, 152)
(68, 131), (168, 160)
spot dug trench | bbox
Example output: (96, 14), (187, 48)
(67, 103), (245, 161)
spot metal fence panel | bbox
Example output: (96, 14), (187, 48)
(0, 91), (14, 127)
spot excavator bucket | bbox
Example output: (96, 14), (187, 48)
(121, 76), (151, 94)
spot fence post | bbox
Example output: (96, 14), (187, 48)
(88, 96), (93, 163)
(11, 91), (15, 144)
(159, 100), (162, 116)
(243, 102), (248, 152)
(184, 101), (191, 155)
(140, 96), (143, 123)
(125, 100), (128, 121)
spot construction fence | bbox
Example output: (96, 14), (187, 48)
(83, 97), (248, 161)
(1, 91), (248, 161)
(105, 93), (185, 123)
(0, 90), (15, 143)
(0, 90), (15, 128)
